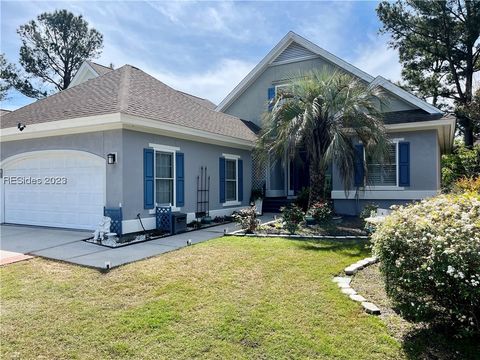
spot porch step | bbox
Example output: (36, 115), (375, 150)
(262, 197), (295, 213)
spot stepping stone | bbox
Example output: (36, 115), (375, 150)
(361, 302), (381, 315)
(344, 265), (358, 275)
(341, 288), (357, 295)
(355, 259), (370, 269)
(349, 294), (366, 302)
(364, 257), (378, 265)
(338, 282), (351, 289)
(332, 276), (351, 285)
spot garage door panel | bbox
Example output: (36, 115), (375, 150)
(2, 151), (106, 230)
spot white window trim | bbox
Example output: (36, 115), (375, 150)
(149, 143), (180, 152)
(274, 83), (291, 95)
(148, 145), (180, 214)
(222, 153), (241, 159)
(363, 138), (404, 189)
(222, 154), (240, 206)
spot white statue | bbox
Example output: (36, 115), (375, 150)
(93, 216), (112, 242)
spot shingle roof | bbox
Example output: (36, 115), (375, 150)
(87, 61), (113, 76)
(177, 91), (216, 109)
(382, 109), (447, 124)
(1, 65), (257, 142)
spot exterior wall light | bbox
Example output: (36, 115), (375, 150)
(107, 153), (117, 165)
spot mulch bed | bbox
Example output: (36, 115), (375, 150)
(255, 216), (367, 237)
(351, 264), (480, 360)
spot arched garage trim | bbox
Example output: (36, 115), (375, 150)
(1, 150), (107, 229)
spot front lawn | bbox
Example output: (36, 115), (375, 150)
(1, 237), (402, 359)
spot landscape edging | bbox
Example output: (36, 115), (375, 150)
(332, 256), (381, 315)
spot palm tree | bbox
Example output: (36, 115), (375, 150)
(257, 69), (390, 206)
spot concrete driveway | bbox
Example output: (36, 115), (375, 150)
(0, 225), (91, 265)
(0, 214), (276, 269)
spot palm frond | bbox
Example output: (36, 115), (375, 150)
(256, 67), (390, 197)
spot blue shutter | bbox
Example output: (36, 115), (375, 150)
(398, 142), (410, 186)
(219, 157), (225, 203)
(144, 148), (154, 209)
(175, 152), (185, 207)
(354, 144), (365, 187)
(238, 159), (243, 202)
(268, 87), (275, 111)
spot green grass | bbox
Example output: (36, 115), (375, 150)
(0, 237), (403, 359)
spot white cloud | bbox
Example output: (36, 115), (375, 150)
(294, 2), (355, 54)
(351, 36), (402, 82)
(146, 1), (265, 42)
(146, 58), (256, 105)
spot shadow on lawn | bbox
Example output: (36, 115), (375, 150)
(402, 326), (480, 360)
(293, 239), (370, 257)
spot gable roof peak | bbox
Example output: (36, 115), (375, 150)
(216, 31), (375, 111)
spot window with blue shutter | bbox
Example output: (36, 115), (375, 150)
(398, 142), (410, 186)
(144, 148), (155, 209)
(175, 152), (185, 206)
(354, 144), (365, 187)
(268, 87), (275, 111)
(238, 159), (243, 202)
(219, 157), (226, 203)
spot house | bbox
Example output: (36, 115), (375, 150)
(0, 63), (256, 232)
(217, 31), (455, 215)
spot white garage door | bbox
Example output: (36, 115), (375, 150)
(1, 150), (105, 230)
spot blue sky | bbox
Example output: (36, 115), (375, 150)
(0, 1), (402, 110)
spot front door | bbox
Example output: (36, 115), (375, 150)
(287, 159), (295, 196)
(266, 154), (286, 197)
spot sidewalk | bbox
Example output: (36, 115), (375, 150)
(29, 213), (276, 269)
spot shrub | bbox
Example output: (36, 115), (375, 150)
(295, 187), (310, 211)
(359, 203), (379, 220)
(233, 206), (259, 233)
(372, 193), (480, 335)
(442, 143), (480, 192)
(281, 205), (304, 234)
(308, 201), (332, 224)
(452, 176), (480, 194)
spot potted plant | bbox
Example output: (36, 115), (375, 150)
(304, 214), (316, 226)
(250, 188), (264, 215)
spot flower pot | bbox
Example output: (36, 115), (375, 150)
(254, 199), (263, 215)
(332, 216), (342, 224)
(305, 215), (316, 225)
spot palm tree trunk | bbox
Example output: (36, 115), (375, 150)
(308, 159), (325, 206)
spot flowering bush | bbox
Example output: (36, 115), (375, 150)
(308, 201), (332, 224)
(372, 193), (480, 335)
(233, 206), (259, 234)
(280, 205), (304, 234)
(452, 176), (480, 194)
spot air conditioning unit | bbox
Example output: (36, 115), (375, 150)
(171, 212), (187, 234)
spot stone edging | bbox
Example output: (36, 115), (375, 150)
(224, 233), (369, 240)
(332, 256), (381, 315)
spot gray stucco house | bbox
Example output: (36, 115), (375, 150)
(0, 62), (256, 232)
(0, 31), (456, 232)
(217, 31), (455, 215)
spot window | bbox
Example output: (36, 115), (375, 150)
(366, 143), (397, 186)
(155, 151), (174, 205)
(225, 159), (237, 201)
(275, 83), (291, 96)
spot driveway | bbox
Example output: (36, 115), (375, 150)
(0, 225), (91, 265)
(0, 213), (276, 269)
